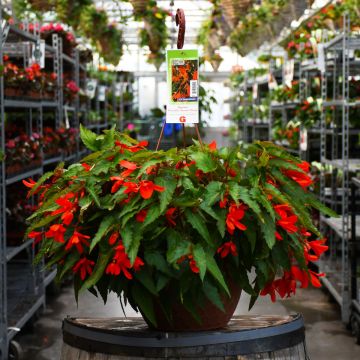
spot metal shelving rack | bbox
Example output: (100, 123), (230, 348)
(0, 7), (90, 359)
(319, 13), (360, 325)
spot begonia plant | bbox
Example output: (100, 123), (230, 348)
(25, 126), (336, 326)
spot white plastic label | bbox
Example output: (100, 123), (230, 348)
(98, 86), (106, 102)
(300, 128), (308, 151)
(86, 79), (97, 99)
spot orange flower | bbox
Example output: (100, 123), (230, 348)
(110, 176), (124, 193)
(81, 163), (91, 171)
(165, 207), (177, 226)
(208, 140), (217, 151)
(226, 204), (247, 235)
(51, 193), (77, 226)
(139, 180), (165, 199)
(136, 209), (147, 223)
(45, 224), (66, 243)
(65, 230), (91, 254)
(217, 241), (237, 258)
(274, 204), (298, 234)
(73, 257), (95, 280)
(108, 231), (119, 245)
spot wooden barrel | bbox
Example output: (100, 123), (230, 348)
(61, 314), (308, 359)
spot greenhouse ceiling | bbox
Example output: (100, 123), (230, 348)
(94, 1), (214, 45)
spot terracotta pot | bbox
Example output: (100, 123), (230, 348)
(143, 278), (242, 332)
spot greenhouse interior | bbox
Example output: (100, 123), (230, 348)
(0, 0), (360, 359)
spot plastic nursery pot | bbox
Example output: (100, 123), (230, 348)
(142, 279), (242, 332)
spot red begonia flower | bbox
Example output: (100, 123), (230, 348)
(139, 180), (165, 199)
(136, 209), (148, 223)
(217, 241), (238, 258)
(226, 203), (247, 235)
(45, 224), (66, 243)
(65, 231), (91, 254)
(73, 257), (95, 280)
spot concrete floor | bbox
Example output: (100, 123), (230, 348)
(15, 282), (359, 360)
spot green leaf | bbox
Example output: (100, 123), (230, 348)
(204, 181), (224, 206)
(28, 171), (54, 197)
(155, 177), (177, 212)
(228, 182), (262, 219)
(127, 232), (142, 265)
(80, 251), (113, 293)
(134, 270), (158, 296)
(184, 209), (212, 245)
(190, 152), (217, 173)
(87, 181), (101, 207)
(166, 230), (191, 263)
(203, 280), (225, 311)
(305, 192), (338, 218)
(142, 205), (161, 227)
(101, 126), (115, 150)
(144, 252), (172, 275)
(259, 213), (276, 250)
(120, 225), (133, 253)
(193, 243), (206, 281)
(90, 214), (117, 252)
(251, 188), (275, 221)
(205, 253), (230, 296)
(269, 158), (306, 172)
(80, 124), (98, 151)
(131, 284), (156, 327)
(56, 252), (80, 281)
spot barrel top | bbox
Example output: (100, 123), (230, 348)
(65, 314), (298, 336)
(63, 314), (305, 355)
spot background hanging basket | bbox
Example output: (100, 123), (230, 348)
(220, 0), (252, 26)
(144, 21), (162, 53)
(130, 0), (147, 15)
(28, 0), (54, 11)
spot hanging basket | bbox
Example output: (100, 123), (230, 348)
(220, 0), (252, 26)
(144, 21), (162, 53)
(28, 0), (54, 11)
(130, 0), (147, 15)
(210, 58), (222, 72)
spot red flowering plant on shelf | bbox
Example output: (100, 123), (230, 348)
(64, 80), (80, 103)
(6, 132), (42, 176)
(41, 23), (77, 56)
(25, 126), (336, 330)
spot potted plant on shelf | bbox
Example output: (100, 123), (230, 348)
(40, 23), (77, 56)
(25, 126), (336, 331)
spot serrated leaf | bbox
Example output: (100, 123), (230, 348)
(87, 181), (101, 207)
(190, 152), (217, 173)
(57, 252), (80, 281)
(120, 225), (133, 253)
(166, 229), (191, 263)
(203, 280), (225, 311)
(80, 124), (98, 151)
(259, 213), (276, 249)
(28, 171), (54, 197)
(142, 205), (161, 227)
(144, 252), (172, 275)
(251, 188), (275, 221)
(131, 284), (156, 327)
(127, 232), (142, 265)
(156, 177), (177, 212)
(205, 253), (230, 296)
(193, 243), (206, 281)
(269, 158), (305, 172)
(134, 270), (158, 296)
(101, 126), (115, 150)
(80, 251), (113, 293)
(228, 182), (262, 219)
(184, 209), (212, 245)
(90, 214), (117, 251)
(204, 181), (224, 206)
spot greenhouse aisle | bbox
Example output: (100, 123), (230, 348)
(16, 284), (359, 360)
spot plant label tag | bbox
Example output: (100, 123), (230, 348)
(98, 86), (106, 102)
(284, 59), (294, 88)
(317, 44), (325, 73)
(31, 40), (45, 68)
(1, 20), (9, 46)
(166, 49), (199, 124)
(86, 79), (97, 99)
(300, 128), (308, 151)
(115, 82), (122, 97)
